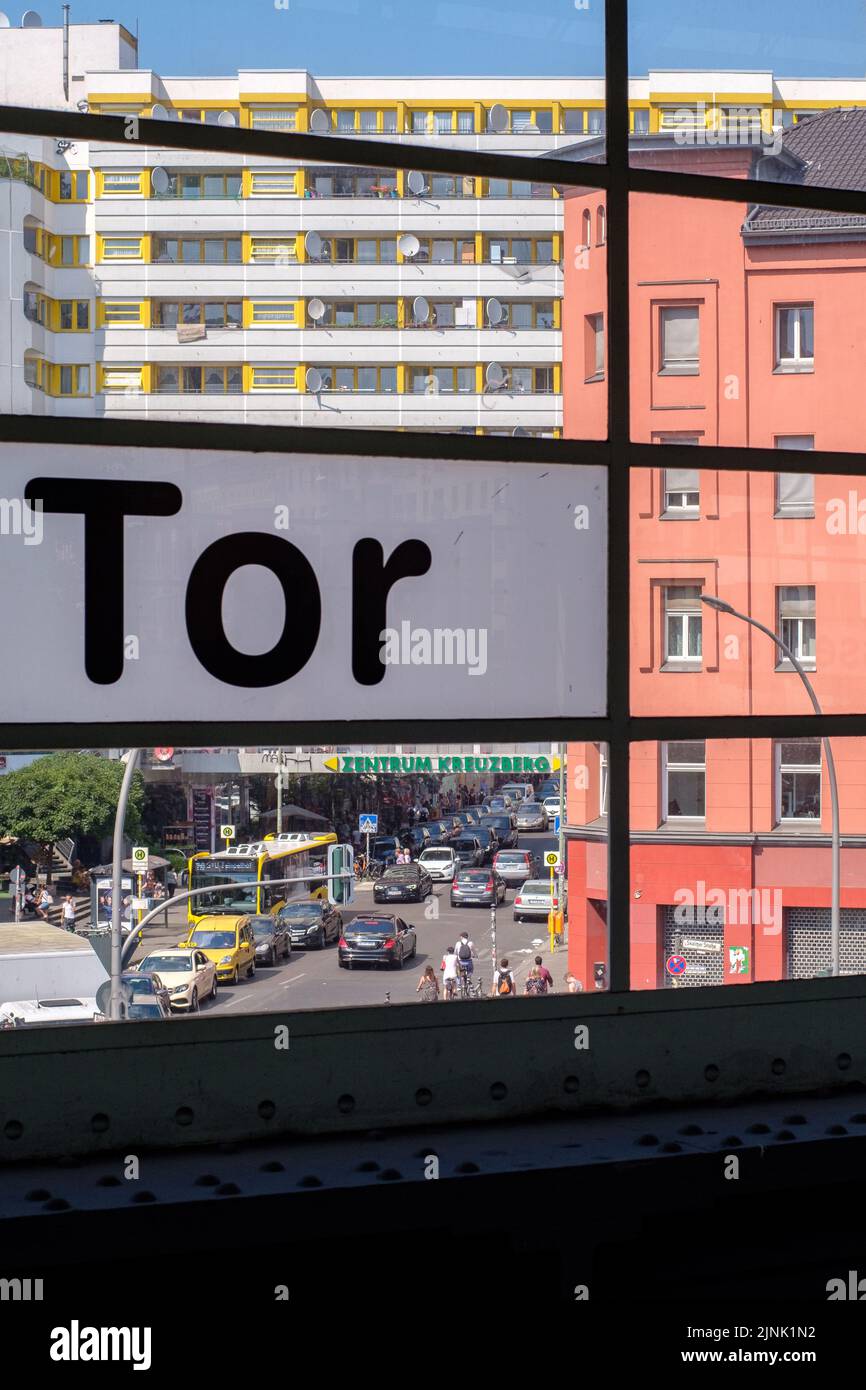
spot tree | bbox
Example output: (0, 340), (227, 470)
(0, 753), (144, 871)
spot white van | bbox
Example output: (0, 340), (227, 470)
(0, 997), (102, 1027)
(500, 782), (534, 803)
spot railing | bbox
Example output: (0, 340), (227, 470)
(0, 152), (35, 186)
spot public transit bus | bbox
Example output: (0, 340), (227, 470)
(187, 832), (337, 927)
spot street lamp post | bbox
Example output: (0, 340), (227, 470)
(109, 748), (141, 1021)
(701, 596), (840, 976)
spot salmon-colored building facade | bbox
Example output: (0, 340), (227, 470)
(561, 115), (866, 990)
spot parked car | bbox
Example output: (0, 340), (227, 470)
(487, 795), (514, 816)
(537, 779), (559, 800)
(0, 998), (102, 1027)
(492, 849), (540, 887)
(429, 819), (456, 845)
(370, 836), (400, 868)
(418, 845), (459, 882)
(249, 914), (292, 966)
(450, 868), (506, 908)
(542, 796), (562, 823)
(120, 970), (172, 1020)
(467, 827), (497, 864)
(373, 863), (432, 904)
(178, 915), (257, 985)
(454, 811), (476, 829)
(338, 914), (417, 969)
(452, 835), (485, 869)
(403, 826), (432, 857)
(277, 898), (343, 949)
(136, 948), (217, 1011)
(481, 814), (518, 849)
(513, 879), (564, 922)
(516, 801), (548, 832)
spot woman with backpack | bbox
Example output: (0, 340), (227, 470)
(524, 966), (548, 996)
(492, 958), (515, 997)
(416, 965), (439, 1003)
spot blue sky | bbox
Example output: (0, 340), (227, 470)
(38, 0), (866, 77)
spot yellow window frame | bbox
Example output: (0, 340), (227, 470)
(247, 170), (298, 197)
(55, 299), (91, 332)
(247, 300), (299, 326)
(246, 236), (300, 264)
(53, 363), (92, 397)
(249, 365), (298, 391)
(98, 234), (144, 262)
(54, 168), (90, 202)
(98, 300), (148, 328)
(99, 365), (145, 393)
(97, 170), (143, 197)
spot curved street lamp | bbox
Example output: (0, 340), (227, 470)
(701, 596), (839, 976)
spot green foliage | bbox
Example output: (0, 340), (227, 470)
(0, 753), (144, 845)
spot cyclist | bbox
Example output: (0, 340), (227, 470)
(440, 944), (459, 1002)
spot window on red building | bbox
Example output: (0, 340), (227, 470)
(663, 466), (700, 516)
(659, 305), (699, 374)
(585, 312), (605, 381)
(775, 462), (815, 518)
(663, 741), (706, 820)
(777, 585), (816, 669)
(664, 585), (703, 665)
(776, 740), (822, 821)
(774, 304), (814, 372)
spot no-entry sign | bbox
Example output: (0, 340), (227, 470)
(1, 442), (607, 724)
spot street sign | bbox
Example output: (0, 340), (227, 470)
(359, 813), (378, 834)
(131, 846), (149, 873)
(324, 753), (562, 775)
(220, 824), (235, 841)
(553, 815), (561, 835)
(666, 954), (687, 977)
(153, 747), (174, 762)
(544, 850), (561, 869)
(3, 443), (606, 724)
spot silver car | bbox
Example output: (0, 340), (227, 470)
(516, 801), (548, 832)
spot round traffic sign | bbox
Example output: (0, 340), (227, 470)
(544, 851), (560, 868)
(131, 846), (148, 866)
(666, 954), (687, 977)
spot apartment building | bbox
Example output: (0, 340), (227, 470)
(9, 18), (866, 432)
(562, 113), (866, 989)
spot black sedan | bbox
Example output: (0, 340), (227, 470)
(466, 826), (497, 864)
(373, 863), (433, 904)
(277, 899), (343, 950)
(120, 970), (172, 1020)
(338, 914), (417, 969)
(481, 815), (518, 849)
(450, 869), (507, 908)
(452, 835), (485, 869)
(250, 913), (292, 966)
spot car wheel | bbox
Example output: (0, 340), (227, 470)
(391, 949), (403, 970)
(209, 974), (218, 1001)
(190, 989), (199, 1013)
(514, 914), (522, 923)
(410, 939), (417, 959)
(230, 967), (239, 986)
(248, 959), (256, 979)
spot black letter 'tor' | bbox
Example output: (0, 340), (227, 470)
(185, 532), (321, 688)
(352, 538), (432, 685)
(25, 477), (182, 685)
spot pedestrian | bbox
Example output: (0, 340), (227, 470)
(440, 944), (459, 1001)
(166, 867), (178, 899)
(534, 956), (555, 991)
(456, 930), (475, 975)
(492, 957), (515, 997)
(61, 894), (77, 933)
(564, 973), (583, 993)
(35, 885), (53, 920)
(524, 965), (548, 996)
(416, 965), (439, 1002)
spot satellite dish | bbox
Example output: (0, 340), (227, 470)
(151, 167), (170, 195)
(512, 426), (529, 437)
(150, 103), (170, 121)
(76, 98), (89, 112)
(308, 297), (325, 323)
(485, 361), (507, 390)
(217, 110), (237, 127)
(304, 230), (323, 259)
(305, 367), (324, 394)
(412, 295), (430, 324)
(407, 169), (426, 196)
(486, 297), (504, 326)
(398, 232), (420, 259)
(488, 103), (509, 133)
(0, 13), (11, 26)
(20, 9), (42, 27)
(309, 108), (330, 134)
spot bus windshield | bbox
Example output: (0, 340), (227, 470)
(189, 866), (258, 914)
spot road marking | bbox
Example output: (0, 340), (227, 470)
(282, 973), (307, 988)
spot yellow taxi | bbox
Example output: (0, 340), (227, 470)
(177, 915), (256, 985)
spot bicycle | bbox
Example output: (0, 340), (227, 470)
(456, 965), (483, 1000)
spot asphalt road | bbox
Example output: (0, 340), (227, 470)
(132, 831), (570, 1014)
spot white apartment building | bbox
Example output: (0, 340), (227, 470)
(3, 17), (866, 433)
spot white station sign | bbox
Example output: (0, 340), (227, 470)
(2, 443), (607, 721)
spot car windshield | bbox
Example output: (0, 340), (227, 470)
(139, 955), (190, 974)
(497, 853), (528, 863)
(280, 902), (321, 920)
(422, 849), (453, 859)
(454, 840), (479, 852)
(373, 839), (397, 853)
(123, 976), (157, 994)
(191, 929), (237, 948)
(383, 866), (418, 879)
(253, 921), (274, 937)
(127, 1003), (163, 1019)
(458, 870), (489, 882)
(350, 919), (391, 935)
(522, 881), (553, 894)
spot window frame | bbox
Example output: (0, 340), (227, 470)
(774, 303), (814, 373)
(775, 740), (822, 824)
(662, 741), (707, 822)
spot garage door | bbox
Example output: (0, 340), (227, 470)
(786, 907), (866, 979)
(661, 905), (725, 987)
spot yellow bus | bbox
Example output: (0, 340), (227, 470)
(187, 832), (337, 927)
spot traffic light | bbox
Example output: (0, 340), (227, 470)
(328, 844), (355, 906)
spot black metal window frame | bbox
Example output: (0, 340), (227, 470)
(2, 0), (866, 1009)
